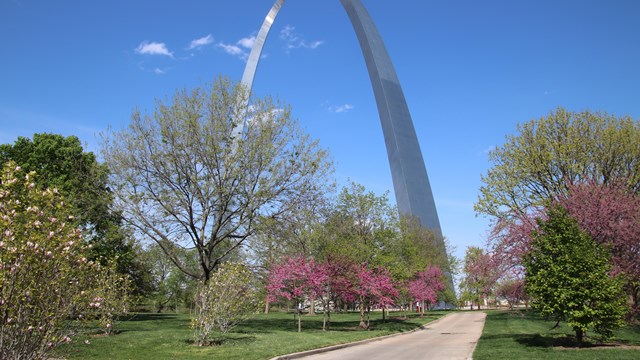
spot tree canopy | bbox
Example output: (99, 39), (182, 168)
(102, 77), (333, 282)
(523, 206), (627, 343)
(0, 133), (148, 294)
(476, 108), (640, 220)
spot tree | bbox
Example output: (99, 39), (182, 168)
(0, 162), (95, 359)
(476, 108), (640, 220)
(489, 181), (640, 319)
(0, 133), (148, 296)
(142, 244), (198, 313)
(249, 197), (331, 314)
(495, 278), (528, 310)
(408, 265), (446, 317)
(102, 77), (333, 282)
(523, 206), (627, 343)
(351, 264), (398, 329)
(558, 181), (640, 318)
(391, 215), (456, 306)
(266, 256), (327, 332)
(460, 247), (498, 310)
(192, 263), (259, 345)
(320, 182), (397, 269)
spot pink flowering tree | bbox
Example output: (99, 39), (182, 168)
(319, 256), (358, 331)
(461, 247), (499, 309)
(488, 208), (544, 277)
(558, 181), (640, 318)
(266, 256), (327, 332)
(495, 277), (528, 310)
(408, 265), (445, 317)
(351, 264), (398, 329)
(488, 180), (640, 318)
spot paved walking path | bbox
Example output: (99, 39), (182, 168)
(284, 312), (487, 360)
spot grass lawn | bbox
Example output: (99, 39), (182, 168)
(474, 310), (640, 360)
(54, 310), (447, 359)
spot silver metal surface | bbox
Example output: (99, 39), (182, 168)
(235, 0), (285, 140)
(241, 1), (448, 277)
(340, 0), (443, 237)
(241, 0), (285, 90)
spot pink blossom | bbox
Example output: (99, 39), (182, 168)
(408, 265), (446, 308)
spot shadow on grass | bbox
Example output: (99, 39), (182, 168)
(124, 313), (180, 322)
(186, 334), (257, 347)
(484, 310), (640, 349)
(239, 312), (437, 334)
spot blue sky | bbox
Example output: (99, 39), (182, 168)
(2, 0), (639, 262)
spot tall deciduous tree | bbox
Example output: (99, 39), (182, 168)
(321, 181), (397, 267)
(102, 77), (332, 282)
(476, 108), (640, 220)
(524, 206), (627, 343)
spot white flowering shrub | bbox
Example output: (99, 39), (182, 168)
(88, 259), (132, 336)
(192, 263), (259, 345)
(0, 162), (95, 359)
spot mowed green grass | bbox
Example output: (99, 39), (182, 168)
(474, 310), (640, 360)
(55, 310), (447, 359)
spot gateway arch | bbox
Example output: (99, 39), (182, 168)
(242, 0), (448, 268)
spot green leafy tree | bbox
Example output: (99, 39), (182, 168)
(142, 243), (198, 312)
(321, 181), (397, 266)
(476, 108), (640, 219)
(0, 133), (149, 296)
(192, 263), (259, 345)
(102, 77), (333, 282)
(0, 162), (95, 359)
(523, 206), (627, 343)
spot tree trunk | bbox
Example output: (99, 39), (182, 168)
(359, 300), (367, 329)
(366, 305), (371, 329)
(323, 302), (331, 331)
(309, 295), (316, 316)
(575, 328), (584, 344)
(297, 308), (302, 333)
(421, 301), (425, 317)
(264, 295), (270, 314)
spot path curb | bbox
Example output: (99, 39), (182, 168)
(269, 312), (455, 360)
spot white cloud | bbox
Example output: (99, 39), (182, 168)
(328, 104), (354, 113)
(280, 25), (324, 51)
(188, 34), (214, 50)
(218, 43), (244, 56)
(217, 34), (258, 61)
(237, 36), (256, 49)
(135, 41), (173, 57)
(154, 68), (166, 75)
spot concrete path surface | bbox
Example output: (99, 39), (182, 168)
(293, 311), (487, 360)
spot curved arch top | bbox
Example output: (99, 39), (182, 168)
(241, 0), (285, 91)
(242, 0), (445, 244)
